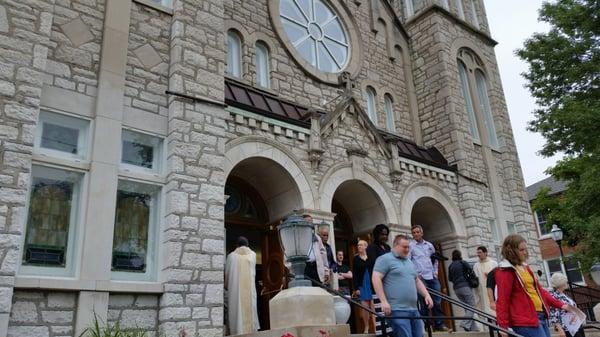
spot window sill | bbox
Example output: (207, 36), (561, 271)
(15, 275), (164, 293)
(133, 0), (173, 15)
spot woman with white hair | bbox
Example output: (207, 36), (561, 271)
(549, 272), (583, 337)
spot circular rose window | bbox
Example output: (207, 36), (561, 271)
(280, 0), (349, 73)
(270, 0), (361, 83)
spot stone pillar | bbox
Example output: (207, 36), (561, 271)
(74, 0), (132, 332)
(159, 0), (227, 336)
(0, 1), (54, 336)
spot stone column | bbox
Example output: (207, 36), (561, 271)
(159, 0), (227, 336)
(0, 1), (54, 335)
(74, 0), (133, 334)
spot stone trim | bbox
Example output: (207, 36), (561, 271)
(399, 181), (466, 238)
(14, 276), (164, 293)
(398, 156), (458, 184)
(227, 106), (309, 142)
(406, 4), (498, 46)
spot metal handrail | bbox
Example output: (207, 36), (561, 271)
(570, 283), (600, 298)
(426, 286), (497, 322)
(303, 275), (521, 337)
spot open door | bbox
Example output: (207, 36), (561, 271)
(259, 227), (286, 330)
(435, 242), (455, 331)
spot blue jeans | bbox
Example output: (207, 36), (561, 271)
(512, 313), (551, 337)
(418, 278), (445, 328)
(390, 310), (423, 337)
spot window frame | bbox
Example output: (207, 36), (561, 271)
(405, 0), (415, 17)
(19, 165), (87, 277)
(255, 41), (271, 89)
(227, 30), (243, 78)
(455, 0), (465, 20)
(111, 179), (162, 282)
(34, 110), (91, 161)
(366, 87), (378, 126)
(458, 60), (481, 143)
(384, 94), (395, 132)
(120, 128), (164, 176)
(475, 70), (499, 148)
(544, 256), (586, 286)
(468, 0), (480, 28)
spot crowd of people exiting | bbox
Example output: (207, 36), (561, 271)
(224, 216), (584, 337)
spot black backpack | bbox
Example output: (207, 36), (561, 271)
(461, 261), (480, 288)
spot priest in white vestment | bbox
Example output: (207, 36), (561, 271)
(473, 246), (498, 315)
(225, 236), (260, 335)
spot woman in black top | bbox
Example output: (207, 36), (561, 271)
(448, 250), (479, 331)
(353, 240), (375, 333)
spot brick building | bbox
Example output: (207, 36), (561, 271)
(0, 0), (539, 336)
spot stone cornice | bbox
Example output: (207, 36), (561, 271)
(406, 4), (498, 47)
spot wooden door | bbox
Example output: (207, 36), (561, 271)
(434, 243), (455, 330)
(259, 228), (286, 330)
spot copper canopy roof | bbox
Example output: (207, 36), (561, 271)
(225, 79), (455, 172)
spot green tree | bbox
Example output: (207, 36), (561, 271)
(517, 0), (600, 271)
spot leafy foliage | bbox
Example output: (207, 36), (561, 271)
(518, 0), (600, 271)
(79, 315), (148, 337)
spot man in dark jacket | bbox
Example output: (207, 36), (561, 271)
(367, 223), (392, 337)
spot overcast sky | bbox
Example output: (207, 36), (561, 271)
(483, 0), (562, 186)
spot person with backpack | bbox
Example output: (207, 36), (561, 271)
(448, 249), (480, 332)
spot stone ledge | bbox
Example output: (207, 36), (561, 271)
(232, 324), (350, 337)
(15, 276), (164, 293)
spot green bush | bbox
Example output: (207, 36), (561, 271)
(79, 315), (148, 337)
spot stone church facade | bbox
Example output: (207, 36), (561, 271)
(0, 0), (538, 336)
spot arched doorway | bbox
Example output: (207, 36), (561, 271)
(331, 179), (388, 333)
(224, 157), (303, 331)
(410, 197), (457, 330)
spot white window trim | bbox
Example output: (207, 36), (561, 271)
(111, 179), (163, 282)
(227, 30), (243, 78)
(35, 110), (91, 162)
(475, 70), (499, 149)
(255, 42), (270, 89)
(18, 165), (88, 278)
(366, 87), (378, 126)
(458, 61), (481, 142)
(120, 128), (165, 176)
(384, 94), (395, 132)
(544, 256), (586, 286)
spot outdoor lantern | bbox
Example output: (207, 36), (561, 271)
(550, 224), (563, 242)
(590, 263), (600, 286)
(278, 210), (314, 287)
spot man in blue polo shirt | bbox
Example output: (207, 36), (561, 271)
(372, 234), (433, 337)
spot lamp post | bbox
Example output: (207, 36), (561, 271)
(550, 224), (575, 296)
(278, 211), (314, 288)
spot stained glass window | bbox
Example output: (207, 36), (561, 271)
(280, 0), (349, 72)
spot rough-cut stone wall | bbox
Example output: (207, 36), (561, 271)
(108, 294), (159, 337)
(159, 0), (227, 335)
(225, 0), (414, 139)
(45, 0), (105, 97)
(124, 2), (170, 115)
(407, 8), (537, 262)
(0, 0), (55, 333)
(9, 291), (77, 337)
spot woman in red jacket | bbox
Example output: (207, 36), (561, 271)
(496, 234), (576, 337)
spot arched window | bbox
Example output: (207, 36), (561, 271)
(366, 86), (378, 125)
(384, 94), (395, 132)
(227, 30), (242, 78)
(458, 60), (480, 142)
(475, 70), (498, 148)
(255, 41), (270, 88)
(457, 48), (499, 148)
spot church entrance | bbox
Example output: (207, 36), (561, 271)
(224, 157), (303, 331)
(330, 180), (388, 334)
(411, 197), (458, 330)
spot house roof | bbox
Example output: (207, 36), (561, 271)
(526, 176), (568, 201)
(224, 79), (455, 171)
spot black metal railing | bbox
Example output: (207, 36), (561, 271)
(304, 276), (521, 337)
(568, 283), (600, 321)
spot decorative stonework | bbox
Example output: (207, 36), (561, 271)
(133, 44), (162, 69)
(60, 18), (94, 47)
(228, 107), (309, 142)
